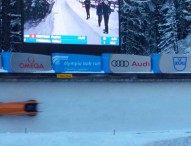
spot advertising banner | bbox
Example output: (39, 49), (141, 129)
(0, 55), (2, 69)
(158, 54), (191, 73)
(102, 54), (151, 73)
(152, 54), (161, 73)
(52, 53), (101, 73)
(2, 52), (52, 73)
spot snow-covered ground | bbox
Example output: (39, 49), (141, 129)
(24, 0), (119, 44)
(1, 130), (191, 146)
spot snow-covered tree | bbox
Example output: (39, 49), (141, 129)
(184, 0), (191, 35)
(154, 0), (178, 54)
(175, 0), (189, 40)
(0, 0), (189, 54)
(120, 0), (156, 55)
(120, 0), (190, 55)
(24, 0), (50, 25)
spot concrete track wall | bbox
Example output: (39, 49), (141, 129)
(0, 81), (190, 133)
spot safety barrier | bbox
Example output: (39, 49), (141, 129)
(0, 52), (190, 74)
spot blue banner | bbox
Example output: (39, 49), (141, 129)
(52, 53), (101, 73)
(2, 52), (12, 72)
(152, 53), (161, 73)
(102, 53), (112, 73)
(0, 55), (2, 69)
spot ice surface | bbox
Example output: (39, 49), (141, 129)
(1, 130), (191, 146)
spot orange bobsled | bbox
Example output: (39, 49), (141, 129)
(0, 100), (38, 116)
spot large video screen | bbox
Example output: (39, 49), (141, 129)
(1, 0), (191, 80)
(23, 0), (119, 46)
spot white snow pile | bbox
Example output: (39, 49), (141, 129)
(178, 34), (191, 54)
(0, 69), (8, 73)
(1, 130), (191, 146)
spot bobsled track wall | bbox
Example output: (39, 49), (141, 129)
(0, 81), (191, 133)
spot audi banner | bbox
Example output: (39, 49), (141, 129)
(153, 54), (191, 73)
(102, 54), (151, 73)
(52, 53), (101, 73)
(2, 52), (52, 73)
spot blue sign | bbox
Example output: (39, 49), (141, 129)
(152, 53), (161, 73)
(24, 35), (87, 44)
(0, 55), (2, 69)
(52, 53), (101, 73)
(102, 53), (112, 73)
(101, 37), (119, 45)
(2, 52), (12, 72)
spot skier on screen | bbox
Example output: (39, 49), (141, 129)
(84, 0), (91, 20)
(96, 1), (103, 27)
(102, 0), (111, 34)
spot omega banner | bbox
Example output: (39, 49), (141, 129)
(152, 54), (191, 73)
(2, 52), (52, 73)
(102, 54), (151, 73)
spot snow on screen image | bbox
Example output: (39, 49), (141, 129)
(23, 0), (119, 46)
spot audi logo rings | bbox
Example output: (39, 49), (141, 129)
(111, 60), (129, 67)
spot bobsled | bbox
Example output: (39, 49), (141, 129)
(0, 100), (38, 116)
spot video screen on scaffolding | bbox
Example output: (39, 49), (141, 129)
(23, 0), (119, 46)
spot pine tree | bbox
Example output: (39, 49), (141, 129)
(120, 0), (156, 55)
(175, 0), (188, 40)
(23, 0), (50, 25)
(184, 0), (191, 34)
(156, 0), (178, 54)
(152, 0), (161, 53)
